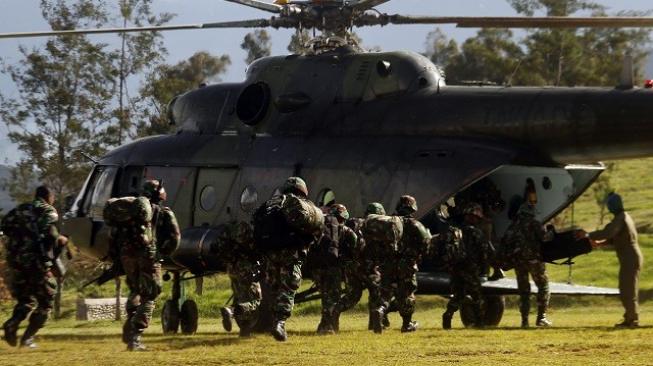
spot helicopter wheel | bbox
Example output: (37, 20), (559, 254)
(460, 295), (505, 327)
(161, 300), (180, 334)
(180, 299), (199, 335)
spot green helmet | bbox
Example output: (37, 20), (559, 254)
(365, 202), (386, 216)
(463, 203), (484, 218)
(329, 204), (350, 221)
(395, 195), (418, 216)
(281, 176), (308, 197)
(142, 180), (165, 202)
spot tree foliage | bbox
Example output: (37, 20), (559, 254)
(241, 29), (271, 64)
(136, 51), (231, 136)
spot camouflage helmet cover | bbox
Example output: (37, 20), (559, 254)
(463, 203), (484, 218)
(142, 180), (165, 200)
(396, 195), (418, 215)
(329, 204), (350, 220)
(365, 202), (386, 216)
(282, 176), (308, 197)
(517, 202), (536, 217)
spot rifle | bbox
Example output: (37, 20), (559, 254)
(82, 262), (125, 288)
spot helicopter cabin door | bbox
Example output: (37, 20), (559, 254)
(193, 168), (239, 227)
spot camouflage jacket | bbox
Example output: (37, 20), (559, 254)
(502, 214), (545, 261)
(151, 204), (181, 256)
(343, 217), (366, 262)
(1, 198), (60, 269)
(216, 221), (260, 269)
(399, 217), (431, 264)
(310, 215), (358, 268)
(460, 223), (492, 271)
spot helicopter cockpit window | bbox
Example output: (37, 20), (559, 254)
(200, 185), (217, 212)
(240, 186), (259, 213)
(83, 166), (118, 220)
(317, 188), (336, 208)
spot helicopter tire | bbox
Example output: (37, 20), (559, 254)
(161, 300), (180, 334)
(180, 300), (199, 335)
(460, 295), (505, 327)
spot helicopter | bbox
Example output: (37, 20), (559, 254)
(2, 0), (653, 332)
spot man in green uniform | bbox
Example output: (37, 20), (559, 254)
(577, 193), (643, 327)
(2, 185), (67, 348)
(113, 180), (180, 351)
(311, 204), (357, 334)
(219, 221), (262, 337)
(502, 203), (552, 328)
(442, 203), (492, 329)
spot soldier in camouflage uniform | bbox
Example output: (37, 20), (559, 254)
(503, 203), (552, 328)
(219, 221), (262, 337)
(442, 203), (492, 329)
(262, 177), (318, 342)
(311, 204), (357, 334)
(113, 180), (180, 351)
(372, 196), (430, 333)
(2, 185), (68, 348)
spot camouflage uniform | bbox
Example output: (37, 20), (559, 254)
(442, 204), (491, 329)
(113, 181), (180, 350)
(336, 217), (368, 314)
(502, 203), (551, 327)
(2, 197), (60, 348)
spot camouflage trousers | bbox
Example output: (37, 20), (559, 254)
(6, 264), (56, 325)
(515, 259), (550, 314)
(393, 260), (418, 318)
(445, 266), (483, 319)
(370, 259), (401, 312)
(121, 248), (162, 333)
(263, 250), (304, 321)
(313, 267), (343, 316)
(336, 261), (369, 313)
(227, 261), (262, 328)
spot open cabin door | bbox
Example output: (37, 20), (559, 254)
(193, 168), (239, 227)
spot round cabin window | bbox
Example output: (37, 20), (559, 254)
(240, 186), (259, 213)
(200, 185), (217, 212)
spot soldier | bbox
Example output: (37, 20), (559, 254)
(113, 180), (180, 351)
(1, 185), (68, 348)
(335, 202), (385, 330)
(381, 196), (430, 333)
(219, 221), (262, 337)
(442, 203), (492, 329)
(577, 193), (643, 327)
(311, 204), (357, 334)
(259, 177), (319, 342)
(502, 202), (552, 328)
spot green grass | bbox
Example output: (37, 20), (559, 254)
(1, 304), (653, 365)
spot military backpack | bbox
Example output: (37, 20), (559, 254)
(253, 194), (319, 251)
(0, 203), (40, 254)
(433, 224), (465, 267)
(362, 214), (403, 254)
(103, 196), (153, 227)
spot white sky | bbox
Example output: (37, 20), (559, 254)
(0, 0), (652, 164)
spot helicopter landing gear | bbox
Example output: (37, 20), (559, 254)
(160, 271), (198, 334)
(460, 295), (505, 327)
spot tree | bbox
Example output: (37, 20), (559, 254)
(288, 29), (311, 54)
(241, 29), (271, 64)
(592, 163), (616, 227)
(424, 28), (459, 69)
(136, 51), (231, 136)
(0, 0), (117, 209)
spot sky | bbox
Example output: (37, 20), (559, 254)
(1, 0), (652, 165)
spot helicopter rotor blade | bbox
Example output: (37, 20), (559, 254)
(352, 0), (392, 11)
(376, 15), (653, 28)
(223, 0), (282, 13)
(0, 18), (297, 39)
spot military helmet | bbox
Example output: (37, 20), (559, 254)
(281, 176), (308, 197)
(463, 203), (484, 218)
(142, 180), (165, 201)
(365, 202), (386, 216)
(395, 195), (418, 216)
(329, 204), (350, 221)
(517, 202), (536, 217)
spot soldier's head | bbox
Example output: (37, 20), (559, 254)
(142, 180), (167, 204)
(329, 204), (349, 223)
(606, 192), (624, 215)
(281, 176), (308, 198)
(463, 202), (483, 224)
(365, 202), (386, 217)
(395, 195), (418, 217)
(35, 185), (55, 205)
(517, 202), (536, 218)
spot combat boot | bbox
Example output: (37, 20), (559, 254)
(127, 332), (146, 352)
(536, 307), (552, 327)
(614, 319), (639, 328)
(370, 307), (384, 334)
(442, 312), (453, 330)
(19, 312), (47, 349)
(3, 319), (19, 347)
(221, 307), (234, 333)
(400, 316), (418, 333)
(316, 313), (334, 335)
(271, 320), (287, 342)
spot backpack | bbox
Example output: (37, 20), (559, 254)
(433, 224), (465, 267)
(103, 196), (153, 227)
(281, 194), (324, 236)
(362, 214), (403, 254)
(400, 218), (431, 254)
(1, 203), (40, 250)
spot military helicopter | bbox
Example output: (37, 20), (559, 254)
(3, 0), (653, 332)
